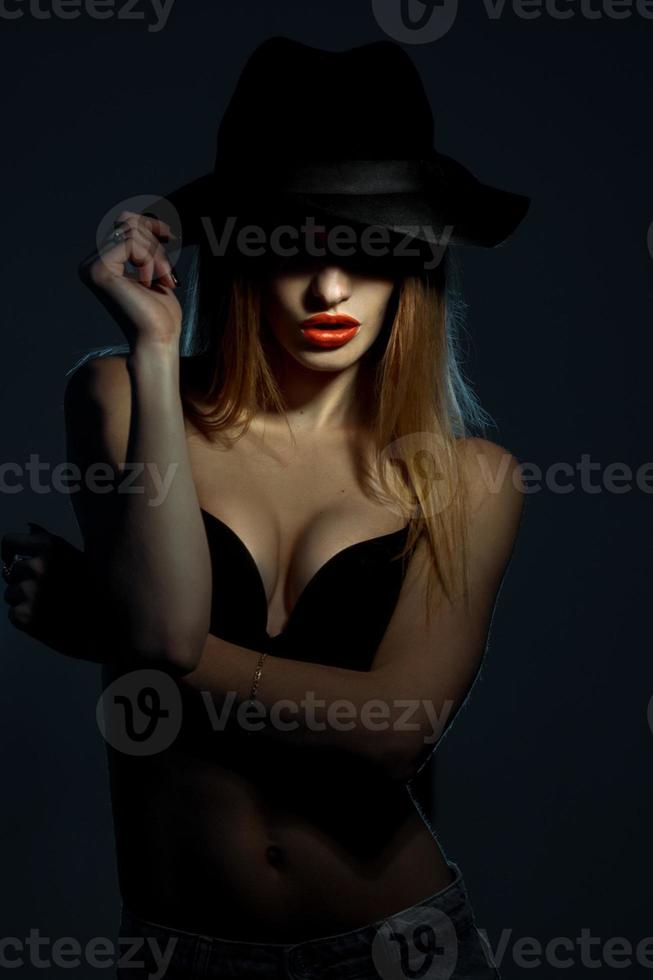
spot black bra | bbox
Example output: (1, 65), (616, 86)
(200, 508), (417, 670)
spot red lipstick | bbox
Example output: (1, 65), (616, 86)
(301, 313), (361, 349)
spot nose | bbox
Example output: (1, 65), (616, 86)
(309, 265), (352, 309)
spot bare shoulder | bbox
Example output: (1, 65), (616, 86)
(64, 353), (131, 471)
(457, 436), (524, 518)
(455, 437), (525, 575)
(64, 352), (130, 410)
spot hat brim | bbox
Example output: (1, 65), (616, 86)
(146, 170), (530, 253)
(289, 186), (531, 249)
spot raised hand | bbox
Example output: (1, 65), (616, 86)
(78, 210), (182, 348)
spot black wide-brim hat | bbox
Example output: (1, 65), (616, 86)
(148, 37), (530, 256)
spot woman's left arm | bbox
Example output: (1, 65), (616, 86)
(179, 442), (526, 782)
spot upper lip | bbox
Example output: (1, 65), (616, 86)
(301, 313), (361, 328)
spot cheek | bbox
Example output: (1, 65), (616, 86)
(363, 282), (397, 324)
(262, 277), (303, 328)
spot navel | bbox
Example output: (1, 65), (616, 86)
(265, 843), (286, 869)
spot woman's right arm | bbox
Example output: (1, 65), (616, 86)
(67, 211), (212, 673)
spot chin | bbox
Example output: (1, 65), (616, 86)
(267, 328), (356, 363)
(292, 348), (362, 371)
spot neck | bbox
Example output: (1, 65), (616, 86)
(260, 341), (373, 437)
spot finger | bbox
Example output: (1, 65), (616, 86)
(3, 560), (33, 586)
(117, 211), (177, 244)
(119, 210), (177, 241)
(106, 226), (172, 289)
(4, 581), (35, 606)
(93, 221), (159, 269)
(141, 212), (178, 240)
(129, 227), (177, 287)
(9, 556), (46, 583)
(85, 217), (177, 290)
(149, 250), (178, 290)
(79, 234), (133, 285)
(4, 582), (22, 604)
(152, 267), (178, 290)
(83, 232), (155, 290)
(8, 603), (32, 630)
(133, 243), (156, 289)
(1, 532), (52, 563)
(126, 226), (170, 288)
(147, 248), (177, 289)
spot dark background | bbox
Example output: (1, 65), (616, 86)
(1, 2), (651, 977)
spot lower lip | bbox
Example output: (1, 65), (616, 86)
(300, 325), (360, 348)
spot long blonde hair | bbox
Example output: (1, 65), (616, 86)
(68, 243), (495, 623)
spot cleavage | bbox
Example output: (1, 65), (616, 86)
(215, 509), (346, 637)
(201, 505), (406, 640)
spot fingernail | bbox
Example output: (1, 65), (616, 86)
(171, 269), (180, 287)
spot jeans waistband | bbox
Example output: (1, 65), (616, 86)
(119, 859), (475, 957)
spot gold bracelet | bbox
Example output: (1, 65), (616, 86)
(249, 651), (267, 702)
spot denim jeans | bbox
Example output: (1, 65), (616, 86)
(115, 860), (501, 979)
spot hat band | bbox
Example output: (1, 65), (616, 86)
(216, 157), (435, 196)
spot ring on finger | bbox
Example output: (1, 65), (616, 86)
(2, 553), (31, 580)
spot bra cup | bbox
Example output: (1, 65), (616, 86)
(201, 509), (416, 667)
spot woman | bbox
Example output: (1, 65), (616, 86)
(2, 37), (528, 980)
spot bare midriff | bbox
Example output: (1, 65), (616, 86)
(108, 742), (454, 943)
